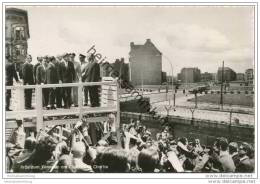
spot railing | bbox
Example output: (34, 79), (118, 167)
(5, 80), (120, 133)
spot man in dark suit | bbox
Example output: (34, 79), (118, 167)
(55, 55), (63, 108)
(83, 54), (100, 107)
(80, 54), (89, 106)
(5, 55), (20, 111)
(22, 55), (34, 109)
(36, 56), (48, 108)
(33, 57), (42, 83)
(59, 53), (76, 108)
(46, 57), (59, 109)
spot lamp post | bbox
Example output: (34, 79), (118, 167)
(163, 55), (175, 106)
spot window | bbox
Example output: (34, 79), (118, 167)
(14, 26), (25, 40)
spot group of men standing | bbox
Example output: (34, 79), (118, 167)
(5, 52), (101, 111)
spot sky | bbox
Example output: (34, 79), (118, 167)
(11, 6), (255, 75)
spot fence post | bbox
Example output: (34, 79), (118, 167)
(36, 85), (43, 132)
(78, 82), (83, 120)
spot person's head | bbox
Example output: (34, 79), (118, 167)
(195, 139), (200, 145)
(37, 56), (43, 63)
(70, 53), (76, 61)
(32, 136), (56, 166)
(63, 53), (70, 62)
(88, 53), (95, 63)
(26, 55), (32, 63)
(50, 56), (56, 64)
(56, 55), (62, 62)
(214, 137), (228, 153)
(98, 148), (129, 173)
(71, 141), (86, 159)
(79, 54), (86, 62)
(43, 56), (48, 67)
(178, 137), (188, 146)
(238, 142), (252, 158)
(16, 118), (23, 128)
(229, 142), (238, 155)
(138, 147), (159, 172)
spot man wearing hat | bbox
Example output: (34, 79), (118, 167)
(79, 54), (89, 106)
(70, 53), (81, 107)
(59, 53), (76, 108)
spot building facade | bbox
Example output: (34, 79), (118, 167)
(5, 8), (30, 69)
(217, 67), (236, 82)
(178, 67), (201, 83)
(245, 69), (254, 85)
(129, 39), (162, 86)
(201, 72), (213, 82)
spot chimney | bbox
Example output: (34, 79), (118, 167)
(146, 39), (151, 43)
(130, 42), (134, 48)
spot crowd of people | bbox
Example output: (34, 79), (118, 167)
(6, 118), (255, 173)
(5, 52), (101, 111)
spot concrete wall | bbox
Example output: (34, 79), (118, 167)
(120, 112), (254, 146)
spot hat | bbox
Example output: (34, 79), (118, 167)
(79, 54), (86, 58)
(16, 118), (23, 126)
(71, 53), (76, 57)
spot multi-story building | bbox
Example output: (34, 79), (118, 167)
(245, 69), (253, 85)
(129, 39), (162, 86)
(178, 67), (201, 83)
(201, 72), (213, 82)
(217, 67), (236, 82)
(5, 8), (30, 70)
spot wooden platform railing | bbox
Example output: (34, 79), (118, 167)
(5, 80), (120, 133)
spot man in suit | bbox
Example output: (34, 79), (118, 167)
(36, 56), (48, 108)
(59, 53), (76, 108)
(33, 57), (42, 83)
(83, 54), (101, 107)
(46, 57), (59, 109)
(55, 55), (63, 108)
(70, 53), (81, 107)
(22, 55), (34, 109)
(80, 54), (89, 106)
(236, 142), (254, 172)
(6, 55), (20, 111)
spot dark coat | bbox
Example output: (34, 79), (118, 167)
(33, 62), (41, 82)
(22, 62), (34, 85)
(6, 61), (19, 86)
(46, 62), (59, 84)
(59, 61), (76, 83)
(36, 65), (47, 84)
(82, 62), (100, 82)
(235, 156), (254, 173)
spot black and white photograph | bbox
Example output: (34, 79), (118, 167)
(1, 1), (259, 183)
